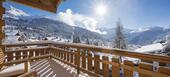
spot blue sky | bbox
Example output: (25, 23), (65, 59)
(4, 0), (170, 29)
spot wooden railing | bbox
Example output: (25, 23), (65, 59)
(1, 41), (170, 77)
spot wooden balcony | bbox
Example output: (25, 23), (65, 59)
(0, 41), (170, 77)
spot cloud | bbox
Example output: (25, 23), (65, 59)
(56, 9), (107, 34)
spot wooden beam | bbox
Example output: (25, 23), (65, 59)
(11, 0), (61, 13)
(0, 7), (5, 14)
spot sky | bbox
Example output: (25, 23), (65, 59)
(3, 0), (170, 30)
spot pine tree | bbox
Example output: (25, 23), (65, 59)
(72, 32), (81, 43)
(113, 20), (127, 49)
(86, 38), (90, 44)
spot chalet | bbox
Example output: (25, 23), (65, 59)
(135, 42), (170, 56)
(135, 43), (164, 54)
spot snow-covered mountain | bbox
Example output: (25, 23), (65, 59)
(4, 5), (170, 45)
(6, 6), (29, 16)
(4, 6), (103, 42)
(100, 26), (170, 45)
(4, 6), (30, 20)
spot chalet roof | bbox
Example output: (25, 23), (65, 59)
(135, 43), (163, 53)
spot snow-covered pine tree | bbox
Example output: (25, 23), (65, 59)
(86, 38), (90, 44)
(72, 32), (81, 43)
(113, 20), (127, 49)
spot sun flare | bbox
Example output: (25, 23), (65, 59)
(95, 4), (107, 16)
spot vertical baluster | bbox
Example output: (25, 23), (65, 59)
(15, 51), (21, 60)
(88, 51), (93, 71)
(82, 50), (86, 69)
(56, 48), (59, 57)
(29, 51), (33, 57)
(23, 51), (27, 59)
(124, 60), (134, 77)
(53, 48), (56, 57)
(61, 49), (63, 59)
(35, 50), (39, 56)
(58, 48), (60, 58)
(40, 49), (45, 55)
(94, 54), (100, 74)
(102, 56), (109, 77)
(7, 52), (13, 62)
(67, 51), (70, 62)
(77, 48), (80, 74)
(64, 50), (66, 60)
(74, 50), (77, 65)
(138, 63), (153, 77)
(112, 58), (121, 77)
(70, 52), (74, 63)
(45, 48), (48, 55)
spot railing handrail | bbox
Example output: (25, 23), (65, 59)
(3, 41), (53, 47)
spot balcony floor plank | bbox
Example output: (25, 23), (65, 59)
(31, 58), (75, 77)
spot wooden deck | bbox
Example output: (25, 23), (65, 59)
(31, 58), (76, 77)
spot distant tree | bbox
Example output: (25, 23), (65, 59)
(86, 38), (90, 44)
(113, 20), (127, 49)
(163, 44), (170, 54)
(72, 33), (81, 43)
(94, 41), (98, 46)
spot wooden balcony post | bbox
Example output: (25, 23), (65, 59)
(102, 56), (109, 77)
(112, 58), (121, 77)
(124, 60), (134, 77)
(66, 51), (70, 62)
(70, 52), (74, 63)
(24, 61), (30, 73)
(75, 48), (80, 74)
(81, 50), (86, 68)
(138, 63), (153, 77)
(94, 54), (100, 74)
(0, 0), (5, 51)
(87, 51), (93, 71)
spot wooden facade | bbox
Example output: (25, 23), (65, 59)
(0, 0), (5, 66)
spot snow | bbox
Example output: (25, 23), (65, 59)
(5, 30), (18, 36)
(0, 63), (25, 77)
(7, 6), (30, 17)
(130, 28), (150, 33)
(27, 39), (39, 42)
(46, 37), (55, 40)
(135, 43), (163, 53)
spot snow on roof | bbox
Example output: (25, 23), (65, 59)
(5, 30), (19, 36)
(27, 39), (39, 42)
(4, 36), (20, 44)
(46, 37), (55, 40)
(135, 43), (163, 53)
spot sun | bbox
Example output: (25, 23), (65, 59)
(95, 4), (107, 16)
